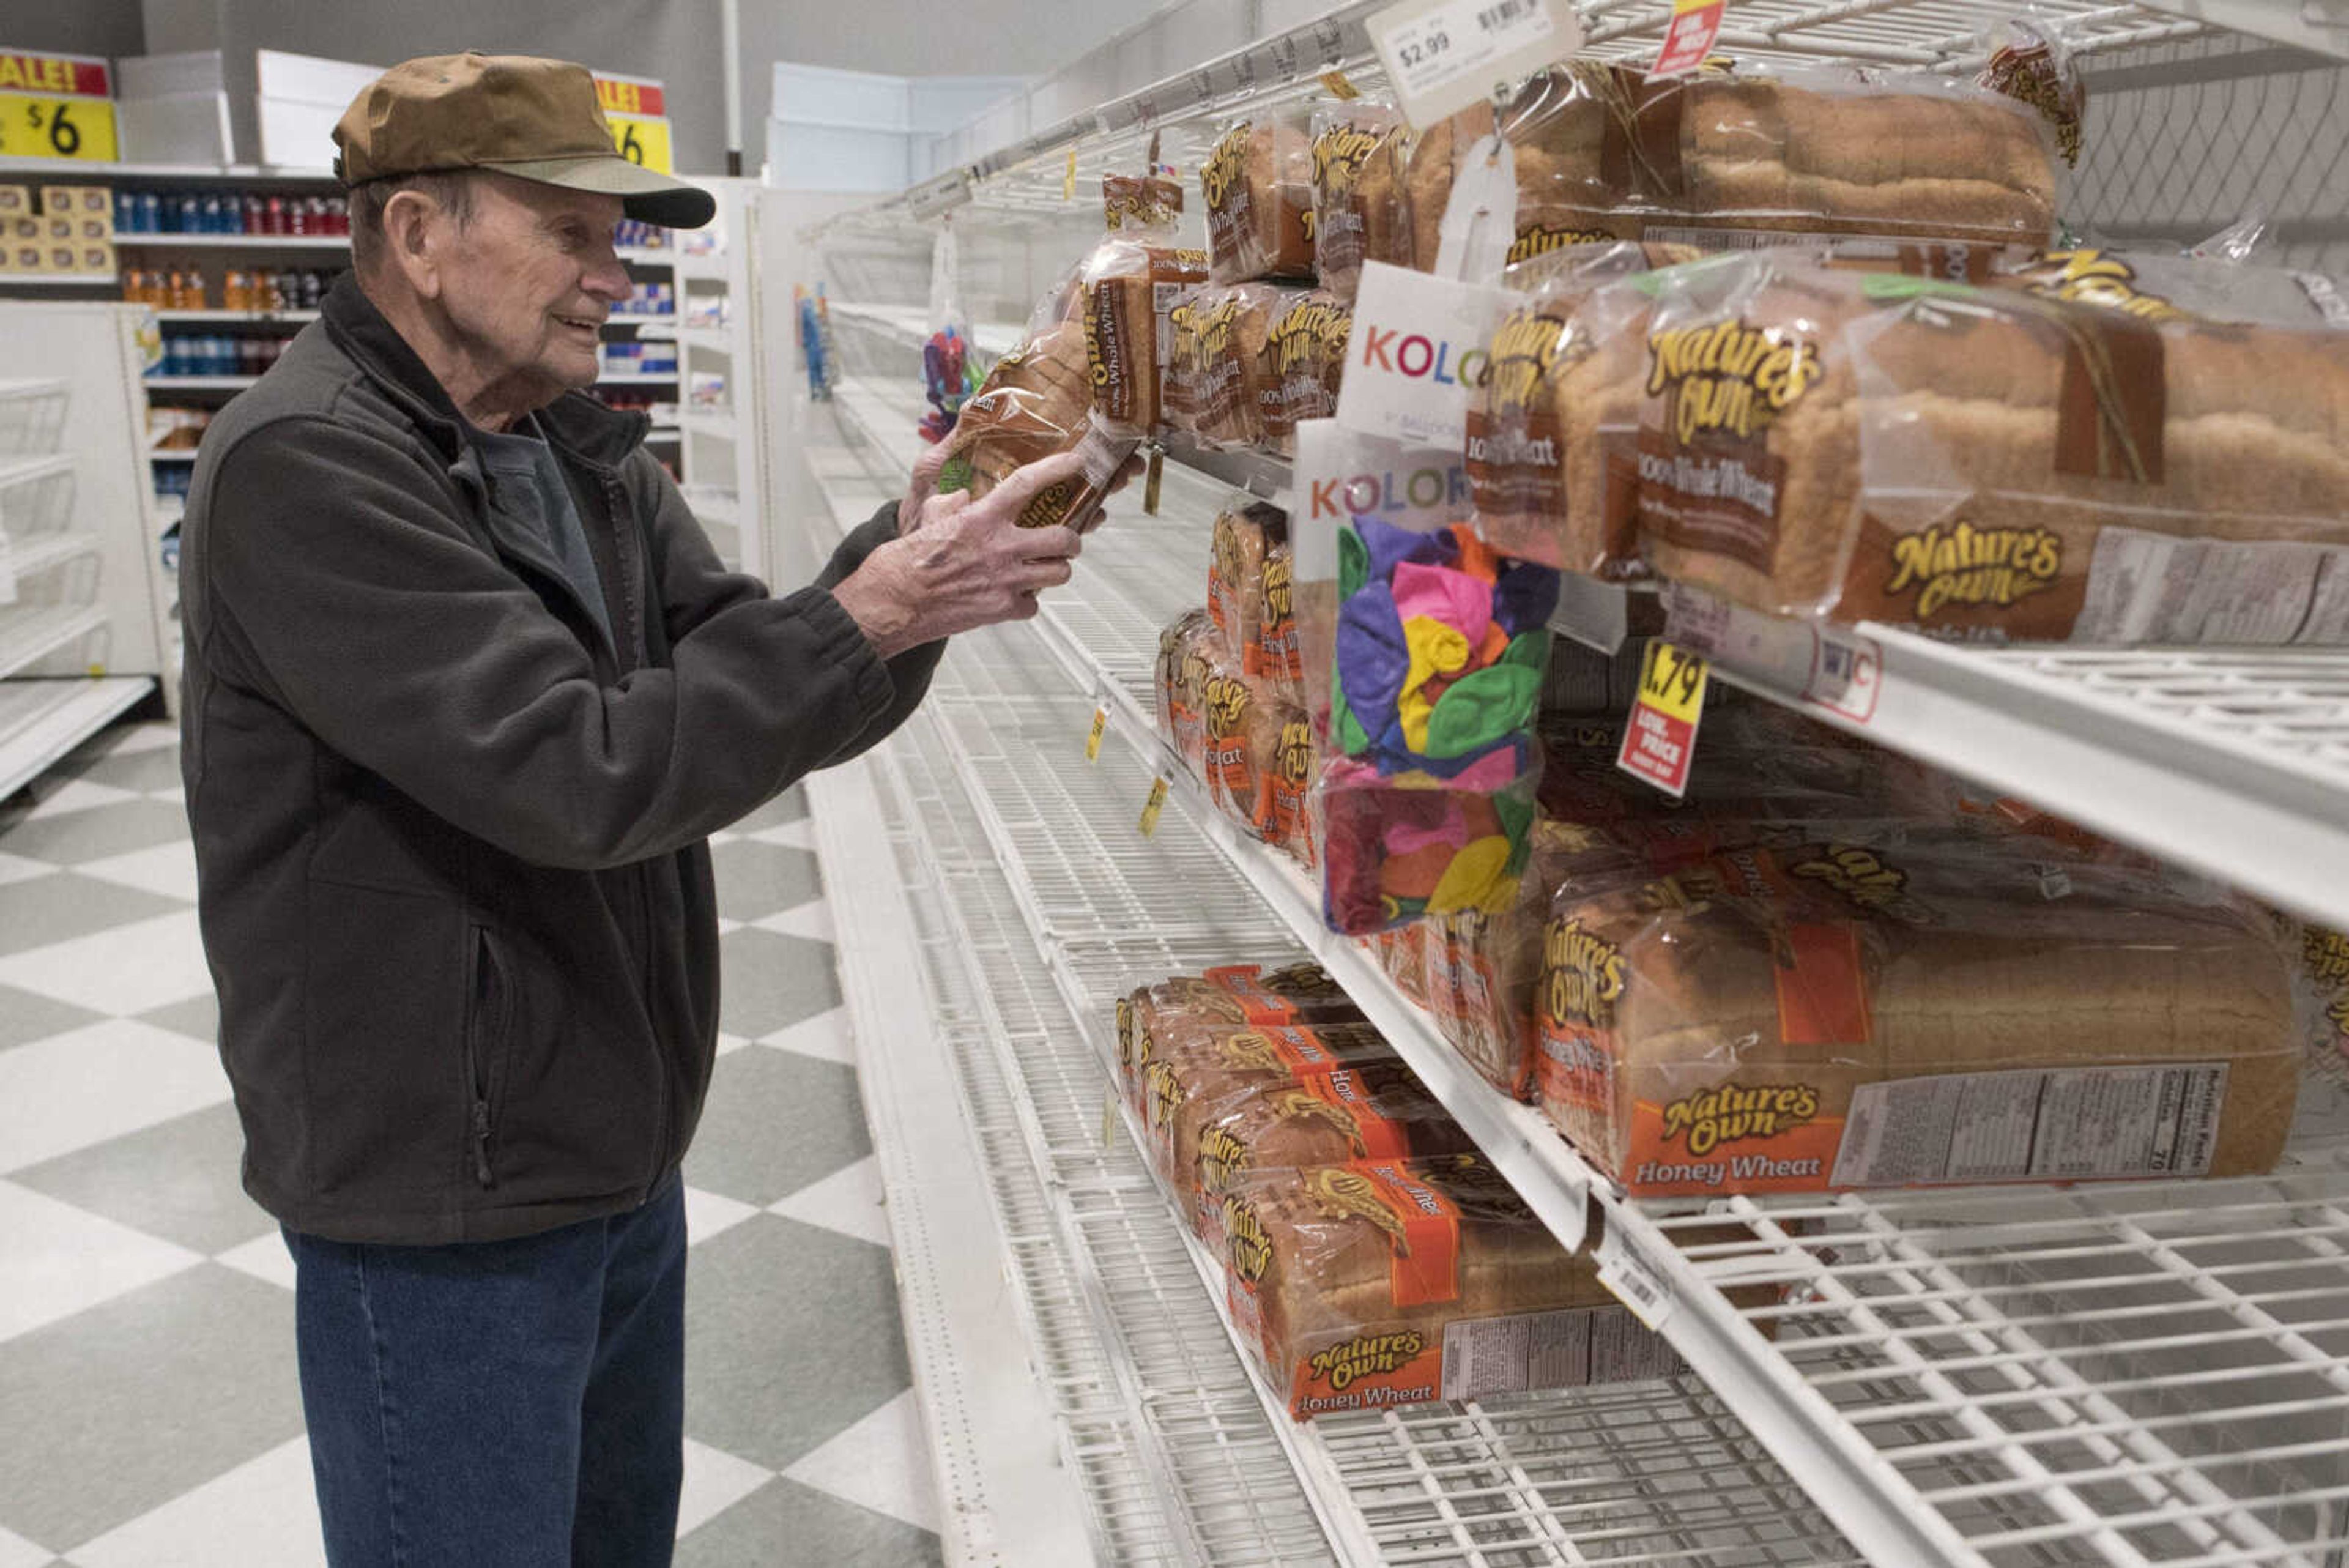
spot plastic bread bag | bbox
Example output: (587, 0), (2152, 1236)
(1253, 539), (1305, 702)
(1319, 515), (1562, 934)
(1209, 499), (1286, 664)
(1140, 1018), (1396, 1186)
(1975, 12), (2086, 170)
(1203, 109), (1316, 286)
(1166, 283), (1292, 450)
(1082, 177), (1209, 436)
(1188, 1060), (1479, 1247)
(1533, 837), (2301, 1200)
(1154, 609), (1216, 776)
(1421, 819), (1592, 1101)
(1311, 104), (1409, 302)
(1256, 289), (1352, 458)
(938, 267), (1138, 533)
(1201, 659), (1285, 842)
(1469, 242), (1702, 573)
(1119, 964), (1366, 1110)
(1264, 699), (1320, 868)
(1217, 1155), (1677, 1419)
(2296, 923), (2349, 1063)
(1639, 255), (2349, 644)
(1291, 419), (1475, 748)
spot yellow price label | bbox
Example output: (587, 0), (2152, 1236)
(1319, 70), (1361, 100)
(1085, 705), (1107, 762)
(1138, 773), (1171, 837)
(1063, 147), (1077, 201)
(607, 112), (672, 175)
(1637, 640), (1709, 726)
(0, 93), (117, 161)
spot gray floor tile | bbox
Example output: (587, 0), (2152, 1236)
(685, 1048), (871, 1208)
(0, 875), (185, 959)
(0, 1262), (303, 1550)
(12, 1103), (265, 1257)
(67, 747), (184, 795)
(136, 991), (218, 1046)
(0, 984), (106, 1052)
(0, 801), (197, 870)
(729, 787), (809, 833)
(710, 840), (823, 923)
(715, 927), (841, 1039)
(675, 1477), (941, 1568)
(682, 1215), (911, 1473)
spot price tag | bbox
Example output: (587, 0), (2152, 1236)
(1616, 639), (1708, 797)
(1366, 0), (1581, 130)
(1138, 770), (1173, 837)
(1335, 262), (1504, 448)
(1142, 445), (1164, 515)
(1595, 1222), (1676, 1332)
(1085, 705), (1108, 762)
(0, 92), (117, 162)
(1063, 147), (1077, 201)
(606, 111), (674, 174)
(1652, 0), (1729, 79)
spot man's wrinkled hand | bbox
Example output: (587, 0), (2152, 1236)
(899, 438), (959, 535)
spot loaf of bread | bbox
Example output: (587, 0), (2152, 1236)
(940, 309), (1132, 532)
(1167, 284), (1290, 449)
(1082, 239), (1208, 434)
(1204, 111), (1316, 285)
(1154, 609), (1216, 776)
(1253, 539), (1304, 700)
(1264, 698), (1319, 867)
(1257, 288), (1351, 457)
(1118, 964), (1365, 1112)
(1209, 500), (1286, 663)
(1203, 663), (1285, 841)
(1535, 839), (2301, 1198)
(1141, 1019), (1396, 1186)
(1220, 1155), (1675, 1419)
(1630, 255), (2349, 644)
(1312, 107), (1410, 302)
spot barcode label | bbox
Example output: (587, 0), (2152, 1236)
(1476, 0), (1531, 28)
(1595, 1223), (1675, 1332)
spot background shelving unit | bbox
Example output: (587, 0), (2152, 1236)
(787, 2), (2349, 1563)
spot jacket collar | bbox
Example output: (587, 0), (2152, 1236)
(320, 275), (649, 470)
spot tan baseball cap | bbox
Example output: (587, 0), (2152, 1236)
(333, 52), (714, 229)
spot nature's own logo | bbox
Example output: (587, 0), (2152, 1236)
(1212, 515), (1245, 601)
(1198, 1124), (1250, 1193)
(1645, 318), (1824, 443)
(1176, 295), (1242, 363)
(1144, 1060), (1183, 1136)
(1203, 673), (1252, 740)
(1312, 124), (1381, 191)
(1306, 1165), (1416, 1253)
(1505, 223), (1618, 265)
(1544, 916), (1628, 1028)
(1276, 718), (1314, 787)
(1269, 1088), (1366, 1154)
(1082, 281), (1115, 390)
(1788, 845), (1912, 913)
(1307, 1331), (1428, 1392)
(1115, 997), (1134, 1068)
(1885, 522), (2063, 616)
(1260, 962), (1344, 1001)
(2331, 995), (2349, 1040)
(1271, 299), (1348, 376)
(2304, 926), (2349, 986)
(1017, 480), (1075, 529)
(1660, 1083), (1823, 1157)
(2024, 248), (2184, 322)
(1224, 1195), (1273, 1283)
(1260, 553), (1293, 623)
(1202, 126), (1250, 210)
(1485, 308), (1567, 418)
(1216, 1029), (1284, 1075)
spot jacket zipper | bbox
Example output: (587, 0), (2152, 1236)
(464, 926), (509, 1188)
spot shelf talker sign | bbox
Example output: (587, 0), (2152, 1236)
(595, 71), (674, 174)
(0, 50), (118, 162)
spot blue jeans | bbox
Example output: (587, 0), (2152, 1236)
(284, 1175), (687, 1567)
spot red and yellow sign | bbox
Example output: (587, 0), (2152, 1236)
(1616, 639), (1709, 797)
(606, 113), (674, 174)
(592, 74), (666, 117)
(0, 49), (117, 162)
(590, 72), (673, 174)
(1653, 0), (1727, 78)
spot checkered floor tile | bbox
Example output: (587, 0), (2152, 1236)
(0, 722), (941, 1566)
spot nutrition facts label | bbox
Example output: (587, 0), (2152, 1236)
(1439, 1305), (1680, 1400)
(1831, 1063), (2230, 1187)
(2075, 527), (2349, 645)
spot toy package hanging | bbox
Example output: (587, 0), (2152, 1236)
(793, 284), (836, 401)
(919, 223), (977, 444)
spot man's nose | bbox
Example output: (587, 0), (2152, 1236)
(583, 251), (634, 303)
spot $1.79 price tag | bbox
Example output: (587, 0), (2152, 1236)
(1616, 639), (1708, 797)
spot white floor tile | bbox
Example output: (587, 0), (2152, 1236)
(0, 910), (213, 1016)
(145, 786), (185, 806)
(767, 1155), (889, 1249)
(715, 916), (744, 935)
(0, 850), (60, 889)
(707, 829), (741, 847)
(781, 1389), (940, 1535)
(66, 1435), (322, 1568)
(759, 1005), (854, 1066)
(213, 1232), (296, 1292)
(675, 1440), (773, 1540)
(0, 1522), (51, 1568)
(0, 1181), (201, 1346)
(747, 820), (814, 850)
(713, 1031), (750, 1057)
(74, 840), (200, 904)
(682, 1185), (760, 1247)
(0, 1018), (231, 1175)
(752, 902), (834, 943)
(17, 778), (135, 822)
(101, 724), (180, 757)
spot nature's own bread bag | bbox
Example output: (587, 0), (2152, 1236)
(1209, 500), (1286, 663)
(1203, 111), (1316, 286)
(939, 278), (1129, 532)
(1311, 106), (1411, 301)
(1117, 964), (1365, 1110)
(1140, 1019), (1397, 1187)
(1535, 841), (2301, 1198)
(1256, 289), (1352, 457)
(1154, 609), (1217, 776)
(1167, 283), (1293, 450)
(1201, 660), (1286, 842)
(1080, 175), (1208, 436)
(1630, 253), (2349, 643)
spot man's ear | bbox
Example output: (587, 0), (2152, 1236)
(380, 187), (446, 302)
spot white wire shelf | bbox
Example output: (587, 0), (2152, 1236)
(826, 300), (1028, 359)
(113, 233), (346, 250)
(0, 604), (109, 683)
(151, 308), (318, 323)
(0, 676), (154, 802)
(822, 359), (2349, 1567)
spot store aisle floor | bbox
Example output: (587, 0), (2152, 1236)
(0, 719), (944, 1567)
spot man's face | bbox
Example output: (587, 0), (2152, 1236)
(435, 174), (631, 407)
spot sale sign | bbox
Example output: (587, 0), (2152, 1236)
(1617, 640), (1710, 796)
(1652, 0), (1727, 79)
(0, 48), (117, 162)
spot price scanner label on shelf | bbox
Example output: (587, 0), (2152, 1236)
(1086, 705), (1108, 763)
(1366, 0), (1580, 129)
(1617, 640), (1708, 797)
(1652, 0), (1729, 80)
(1138, 771), (1173, 837)
(1595, 1222), (1677, 1332)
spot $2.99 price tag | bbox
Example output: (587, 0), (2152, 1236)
(1616, 639), (1708, 797)
(1365, 0), (1582, 129)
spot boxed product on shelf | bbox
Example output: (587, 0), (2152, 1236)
(1309, 105), (1409, 303)
(1078, 178), (1207, 436)
(1202, 110), (1315, 286)
(1218, 1155), (1680, 1419)
(1534, 836), (2303, 1198)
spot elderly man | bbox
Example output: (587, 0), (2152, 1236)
(179, 53), (1083, 1567)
